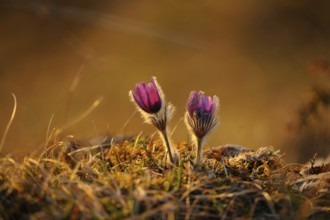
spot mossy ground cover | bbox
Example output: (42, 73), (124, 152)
(0, 135), (329, 219)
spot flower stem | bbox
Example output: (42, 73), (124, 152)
(195, 137), (204, 168)
(160, 129), (177, 166)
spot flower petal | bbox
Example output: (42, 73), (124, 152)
(135, 84), (150, 112)
(147, 84), (161, 112)
(187, 91), (200, 117)
(205, 97), (213, 113)
(131, 90), (143, 109)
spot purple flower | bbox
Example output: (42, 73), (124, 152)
(129, 76), (179, 166)
(130, 77), (162, 114)
(185, 91), (219, 168)
(187, 91), (216, 118)
(186, 91), (219, 138)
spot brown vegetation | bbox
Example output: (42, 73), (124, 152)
(1, 136), (329, 219)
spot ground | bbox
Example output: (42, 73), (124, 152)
(0, 135), (329, 219)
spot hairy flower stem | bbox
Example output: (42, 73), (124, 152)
(195, 137), (204, 168)
(159, 129), (177, 166)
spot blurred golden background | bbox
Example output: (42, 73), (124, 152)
(1, 1), (330, 162)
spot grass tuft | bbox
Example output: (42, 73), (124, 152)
(0, 136), (329, 219)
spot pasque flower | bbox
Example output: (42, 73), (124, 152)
(131, 77), (162, 114)
(129, 77), (179, 166)
(185, 91), (219, 167)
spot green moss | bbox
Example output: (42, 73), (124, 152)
(0, 137), (329, 219)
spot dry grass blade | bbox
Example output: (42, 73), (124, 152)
(64, 55), (92, 123)
(55, 96), (104, 136)
(0, 93), (17, 153)
(45, 114), (55, 148)
(120, 110), (137, 133)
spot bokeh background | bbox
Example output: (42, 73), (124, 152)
(1, 0), (330, 162)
